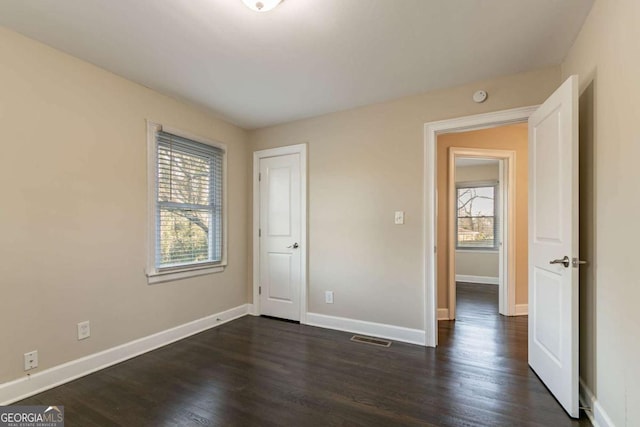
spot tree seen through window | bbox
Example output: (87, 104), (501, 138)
(456, 185), (497, 249)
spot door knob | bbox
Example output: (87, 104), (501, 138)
(550, 256), (570, 268)
(287, 243), (299, 249)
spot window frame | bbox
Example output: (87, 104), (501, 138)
(146, 121), (227, 284)
(455, 180), (499, 251)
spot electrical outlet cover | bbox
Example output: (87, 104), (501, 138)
(24, 350), (38, 371)
(325, 291), (334, 304)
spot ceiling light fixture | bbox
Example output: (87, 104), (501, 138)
(241, 0), (282, 12)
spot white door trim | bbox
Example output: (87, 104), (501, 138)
(423, 106), (538, 347)
(448, 148), (516, 319)
(252, 144), (308, 323)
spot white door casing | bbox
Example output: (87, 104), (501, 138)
(253, 145), (306, 322)
(448, 148), (516, 319)
(528, 75), (579, 418)
(423, 105), (538, 347)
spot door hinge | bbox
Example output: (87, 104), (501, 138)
(259, 228), (261, 237)
(259, 286), (261, 295)
(258, 172), (261, 182)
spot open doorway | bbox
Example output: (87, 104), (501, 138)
(435, 123), (529, 325)
(423, 107), (537, 348)
(453, 157), (502, 320)
(425, 77), (581, 417)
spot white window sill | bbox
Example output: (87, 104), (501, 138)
(147, 265), (226, 284)
(455, 249), (499, 254)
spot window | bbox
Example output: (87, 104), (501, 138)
(456, 182), (498, 250)
(147, 122), (226, 283)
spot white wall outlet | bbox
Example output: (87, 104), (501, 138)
(77, 321), (91, 340)
(24, 350), (38, 371)
(325, 291), (334, 304)
(394, 211), (405, 225)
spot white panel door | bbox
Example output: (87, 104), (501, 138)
(528, 75), (579, 418)
(259, 154), (302, 321)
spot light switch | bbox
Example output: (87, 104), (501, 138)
(394, 211), (405, 225)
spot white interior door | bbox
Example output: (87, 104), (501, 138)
(259, 154), (302, 321)
(528, 75), (579, 418)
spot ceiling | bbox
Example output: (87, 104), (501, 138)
(0, 0), (593, 129)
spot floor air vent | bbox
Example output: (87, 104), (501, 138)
(350, 335), (392, 347)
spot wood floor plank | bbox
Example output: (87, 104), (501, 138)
(15, 282), (591, 426)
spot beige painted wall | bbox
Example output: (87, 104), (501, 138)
(455, 252), (498, 279)
(561, 0), (640, 424)
(249, 69), (558, 329)
(437, 125), (528, 309)
(0, 28), (248, 384)
(2, 4), (635, 420)
(455, 163), (500, 182)
(455, 163), (500, 279)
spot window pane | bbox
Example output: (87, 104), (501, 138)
(154, 130), (224, 270)
(158, 148), (211, 206)
(457, 186), (494, 217)
(158, 208), (212, 267)
(457, 186), (495, 248)
(458, 216), (495, 248)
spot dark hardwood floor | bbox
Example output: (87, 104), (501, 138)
(17, 284), (590, 426)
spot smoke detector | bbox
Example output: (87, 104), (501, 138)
(242, 0), (282, 12)
(473, 90), (488, 103)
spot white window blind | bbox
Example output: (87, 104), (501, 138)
(155, 130), (223, 269)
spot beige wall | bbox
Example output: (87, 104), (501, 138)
(455, 163), (500, 279)
(455, 163), (500, 182)
(0, 28), (248, 384)
(562, 0), (640, 424)
(249, 68), (558, 329)
(455, 252), (498, 279)
(437, 125), (528, 308)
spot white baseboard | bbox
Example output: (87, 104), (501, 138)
(0, 304), (251, 405)
(247, 303), (257, 316)
(580, 378), (597, 426)
(514, 304), (528, 316)
(455, 274), (499, 285)
(439, 306), (524, 318)
(579, 378), (615, 427)
(437, 308), (450, 320)
(305, 313), (425, 346)
(593, 400), (615, 427)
